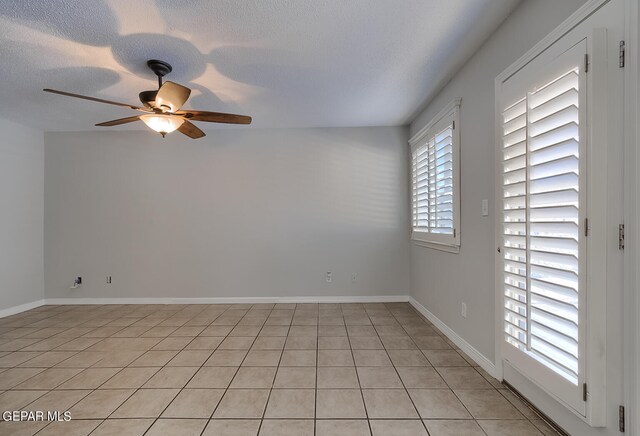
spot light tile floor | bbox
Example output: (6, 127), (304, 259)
(0, 303), (561, 435)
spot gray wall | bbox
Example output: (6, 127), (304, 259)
(409, 0), (587, 362)
(0, 118), (44, 311)
(44, 126), (410, 300)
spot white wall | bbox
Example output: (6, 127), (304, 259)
(44, 126), (409, 300)
(0, 118), (44, 312)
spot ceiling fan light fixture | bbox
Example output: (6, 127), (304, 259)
(140, 114), (184, 137)
(43, 59), (251, 140)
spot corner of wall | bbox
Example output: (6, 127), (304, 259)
(0, 118), (45, 316)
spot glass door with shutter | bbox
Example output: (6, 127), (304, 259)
(499, 39), (587, 414)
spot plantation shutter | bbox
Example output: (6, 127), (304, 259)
(499, 40), (587, 413)
(431, 127), (455, 234)
(412, 141), (431, 231)
(410, 101), (460, 248)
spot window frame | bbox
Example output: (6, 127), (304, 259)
(409, 98), (461, 252)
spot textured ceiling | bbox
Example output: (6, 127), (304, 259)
(0, 0), (519, 131)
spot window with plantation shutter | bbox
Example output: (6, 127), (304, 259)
(499, 39), (587, 414)
(410, 100), (460, 251)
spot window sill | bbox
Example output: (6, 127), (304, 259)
(412, 239), (460, 254)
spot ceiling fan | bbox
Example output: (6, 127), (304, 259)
(43, 60), (252, 139)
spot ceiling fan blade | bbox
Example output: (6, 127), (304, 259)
(43, 89), (149, 111)
(156, 81), (191, 112)
(175, 110), (252, 125)
(178, 120), (206, 139)
(95, 115), (142, 127)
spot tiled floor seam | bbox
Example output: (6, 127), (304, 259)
(97, 304), (234, 436)
(0, 302), (560, 436)
(385, 309), (438, 436)
(253, 306), (289, 436)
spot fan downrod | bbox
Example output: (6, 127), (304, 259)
(147, 60), (172, 88)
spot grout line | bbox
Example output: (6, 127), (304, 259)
(81, 305), (218, 435)
(98, 305), (214, 436)
(0, 302), (552, 436)
(344, 306), (373, 436)
(83, 323), (193, 393)
(255, 305), (289, 436)
(26, 307), (172, 435)
(381, 304), (430, 435)
(314, 304), (318, 436)
(406, 307), (491, 436)
(197, 305), (269, 436)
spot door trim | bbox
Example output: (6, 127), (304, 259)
(623, 0), (639, 433)
(494, 0), (620, 427)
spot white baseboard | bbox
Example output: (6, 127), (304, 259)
(409, 297), (499, 379)
(43, 295), (409, 305)
(0, 295), (410, 318)
(0, 299), (46, 318)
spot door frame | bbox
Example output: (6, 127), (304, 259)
(494, 0), (625, 427)
(623, 0), (639, 433)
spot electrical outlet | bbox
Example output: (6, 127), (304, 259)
(70, 276), (82, 290)
(326, 272), (332, 283)
(106, 276), (112, 284)
(351, 273), (357, 283)
(461, 302), (467, 318)
(482, 199), (489, 216)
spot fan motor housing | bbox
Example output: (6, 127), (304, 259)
(139, 90), (158, 108)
